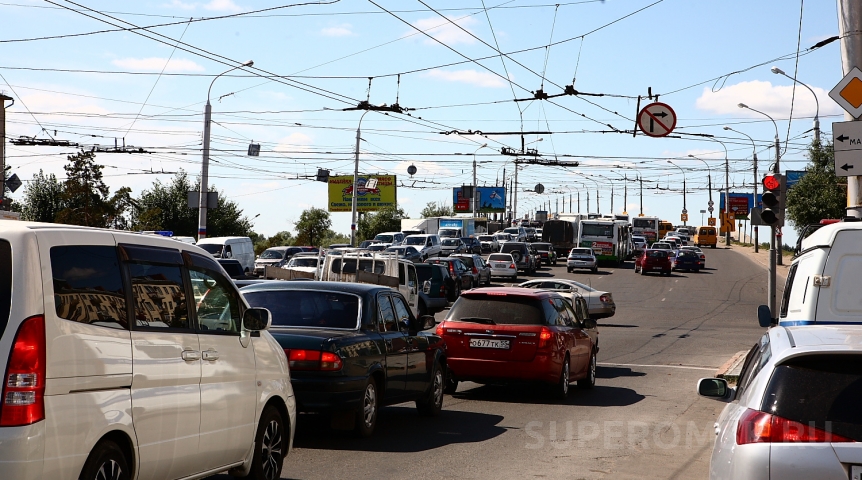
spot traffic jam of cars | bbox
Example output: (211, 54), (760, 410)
(1, 216), (740, 480)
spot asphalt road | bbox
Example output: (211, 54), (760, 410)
(213, 247), (772, 480)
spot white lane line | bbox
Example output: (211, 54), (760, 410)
(675, 279), (679, 283)
(668, 288), (673, 292)
(661, 298), (666, 302)
(599, 362), (717, 371)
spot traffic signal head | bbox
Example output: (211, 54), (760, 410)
(760, 173), (786, 226)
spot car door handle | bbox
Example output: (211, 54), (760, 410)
(202, 349), (220, 361)
(181, 350), (201, 361)
(714, 422), (720, 436)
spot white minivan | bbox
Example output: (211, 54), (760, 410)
(197, 236), (255, 273)
(0, 221), (295, 480)
(402, 234), (442, 260)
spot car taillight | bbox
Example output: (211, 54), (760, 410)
(1, 315), (46, 427)
(472, 266), (478, 274)
(736, 408), (854, 444)
(600, 294), (611, 304)
(538, 327), (553, 348)
(510, 263), (516, 269)
(284, 349), (343, 371)
(435, 325), (444, 335)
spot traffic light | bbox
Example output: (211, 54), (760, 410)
(761, 173), (786, 226)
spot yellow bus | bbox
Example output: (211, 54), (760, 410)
(659, 221), (673, 240)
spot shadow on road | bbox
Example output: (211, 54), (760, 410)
(596, 366), (646, 379)
(452, 383), (645, 407)
(599, 323), (639, 328)
(290, 407), (507, 452)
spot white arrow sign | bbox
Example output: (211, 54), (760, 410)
(833, 121), (862, 177)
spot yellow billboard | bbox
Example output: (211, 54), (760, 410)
(328, 175), (397, 212)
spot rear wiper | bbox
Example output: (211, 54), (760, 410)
(459, 317), (496, 325)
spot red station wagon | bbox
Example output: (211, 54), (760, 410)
(634, 249), (672, 276)
(436, 288), (597, 400)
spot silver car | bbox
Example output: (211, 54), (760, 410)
(567, 247), (598, 273)
(698, 325), (862, 479)
(487, 253), (518, 280)
(516, 279), (615, 319)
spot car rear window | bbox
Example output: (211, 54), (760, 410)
(761, 354), (862, 441)
(442, 238), (460, 246)
(198, 243), (222, 255)
(0, 240), (10, 336)
(489, 254), (512, 261)
(571, 249), (592, 255)
(457, 257), (475, 268)
(677, 251), (697, 258)
(220, 261), (244, 277)
(243, 290), (360, 329)
(415, 265), (433, 282)
(646, 250), (666, 258)
(500, 243), (525, 253)
(447, 295), (546, 325)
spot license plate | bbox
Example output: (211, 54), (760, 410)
(653, 267), (663, 270)
(493, 263), (508, 268)
(469, 338), (510, 349)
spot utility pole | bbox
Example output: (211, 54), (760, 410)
(513, 159), (519, 222)
(0, 94), (11, 207)
(639, 175), (643, 216)
(839, 0), (862, 218)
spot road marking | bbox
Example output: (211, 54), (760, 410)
(599, 362), (717, 371)
(668, 288), (673, 292)
(675, 279), (679, 283)
(661, 298), (666, 302)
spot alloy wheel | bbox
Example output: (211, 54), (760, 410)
(363, 382), (377, 428)
(94, 460), (122, 480)
(261, 419), (284, 480)
(432, 369), (444, 407)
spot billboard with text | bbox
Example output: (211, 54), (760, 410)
(453, 186), (506, 213)
(328, 175), (397, 212)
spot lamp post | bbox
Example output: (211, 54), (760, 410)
(723, 126), (760, 252)
(350, 109), (371, 246)
(472, 144), (489, 216)
(687, 154), (713, 226)
(198, 60), (253, 240)
(667, 160), (687, 226)
(739, 103), (782, 264)
(582, 176), (600, 214)
(771, 66), (820, 143)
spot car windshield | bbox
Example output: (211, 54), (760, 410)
(571, 249), (592, 255)
(367, 244), (387, 251)
(495, 234), (509, 239)
(374, 234), (394, 243)
(504, 228), (520, 235)
(442, 238), (461, 246)
(533, 243), (551, 250)
(197, 243), (223, 254)
(289, 258), (318, 267)
(243, 290), (360, 329)
(489, 254), (512, 261)
(404, 237), (425, 246)
(259, 249), (285, 260)
(647, 250), (667, 258)
(478, 236), (494, 241)
(447, 295), (545, 325)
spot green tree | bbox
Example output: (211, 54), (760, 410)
(319, 229), (350, 247)
(54, 151), (127, 228)
(786, 141), (846, 234)
(253, 231), (293, 255)
(420, 201), (453, 218)
(20, 169), (65, 222)
(131, 170), (254, 237)
(294, 207), (331, 246)
(357, 205), (406, 240)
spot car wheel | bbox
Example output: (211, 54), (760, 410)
(465, 278), (473, 291)
(567, 267), (572, 273)
(578, 351), (597, 389)
(416, 362), (444, 417)
(591, 267), (598, 273)
(553, 357), (570, 400)
(80, 441), (130, 480)
(640, 266), (647, 275)
(452, 283), (462, 301)
(355, 377), (378, 438)
(444, 369), (459, 394)
(244, 405), (285, 480)
(512, 273), (518, 281)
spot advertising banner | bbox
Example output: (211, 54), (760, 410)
(328, 175), (397, 212)
(453, 186), (506, 213)
(719, 193), (764, 220)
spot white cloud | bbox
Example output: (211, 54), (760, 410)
(162, 0), (241, 12)
(695, 80), (840, 118)
(411, 16), (478, 45)
(274, 133), (313, 153)
(112, 57), (205, 72)
(425, 69), (506, 88)
(321, 24), (354, 37)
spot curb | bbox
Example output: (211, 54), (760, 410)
(716, 350), (747, 385)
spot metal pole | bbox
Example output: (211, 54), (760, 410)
(838, 0), (862, 217)
(578, 191), (581, 212)
(351, 110), (370, 246)
(639, 175), (643, 216)
(624, 175), (628, 214)
(0, 94), (10, 208)
(198, 101), (212, 240)
(774, 136), (783, 265)
(769, 226), (777, 318)
(513, 159), (519, 221)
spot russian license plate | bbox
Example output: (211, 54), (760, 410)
(653, 266), (663, 270)
(493, 262), (508, 268)
(469, 338), (510, 349)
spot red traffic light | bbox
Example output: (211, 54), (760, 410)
(762, 175), (780, 191)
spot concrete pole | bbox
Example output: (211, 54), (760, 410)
(0, 94), (11, 207)
(351, 110), (369, 246)
(513, 159), (519, 222)
(198, 101), (212, 240)
(838, 0), (862, 217)
(639, 175), (643, 216)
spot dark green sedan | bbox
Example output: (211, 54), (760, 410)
(240, 281), (446, 437)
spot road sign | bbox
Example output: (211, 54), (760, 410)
(707, 200), (714, 207)
(708, 206), (714, 213)
(5, 174), (21, 193)
(833, 120), (862, 177)
(708, 217), (716, 226)
(682, 208), (688, 214)
(681, 213), (688, 222)
(637, 102), (677, 137)
(830, 67), (862, 118)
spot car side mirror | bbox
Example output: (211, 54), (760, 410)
(583, 318), (597, 329)
(243, 307), (272, 331)
(758, 305), (775, 328)
(697, 378), (732, 401)
(419, 315), (436, 330)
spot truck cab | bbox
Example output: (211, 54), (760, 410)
(320, 252), (422, 316)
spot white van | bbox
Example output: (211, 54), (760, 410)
(320, 252), (421, 316)
(402, 234), (442, 260)
(197, 236), (255, 273)
(0, 221), (295, 480)
(767, 221), (862, 327)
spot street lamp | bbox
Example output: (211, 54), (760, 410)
(198, 59), (253, 240)
(667, 160), (687, 225)
(771, 66), (820, 143)
(723, 126), (760, 252)
(472, 144), (489, 215)
(687, 154), (713, 224)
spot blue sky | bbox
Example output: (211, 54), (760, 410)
(0, 0), (845, 244)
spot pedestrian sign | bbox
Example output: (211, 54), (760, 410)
(830, 67), (862, 118)
(637, 102), (677, 137)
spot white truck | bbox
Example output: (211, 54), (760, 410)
(401, 217), (441, 236)
(320, 252), (422, 316)
(438, 217), (476, 238)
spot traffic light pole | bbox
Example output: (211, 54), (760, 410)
(769, 225), (777, 318)
(838, 0), (862, 218)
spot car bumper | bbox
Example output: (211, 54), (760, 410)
(0, 422), (45, 478)
(591, 305), (616, 319)
(490, 268), (518, 278)
(567, 260), (597, 269)
(423, 296), (449, 314)
(290, 376), (367, 412)
(447, 354), (560, 385)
